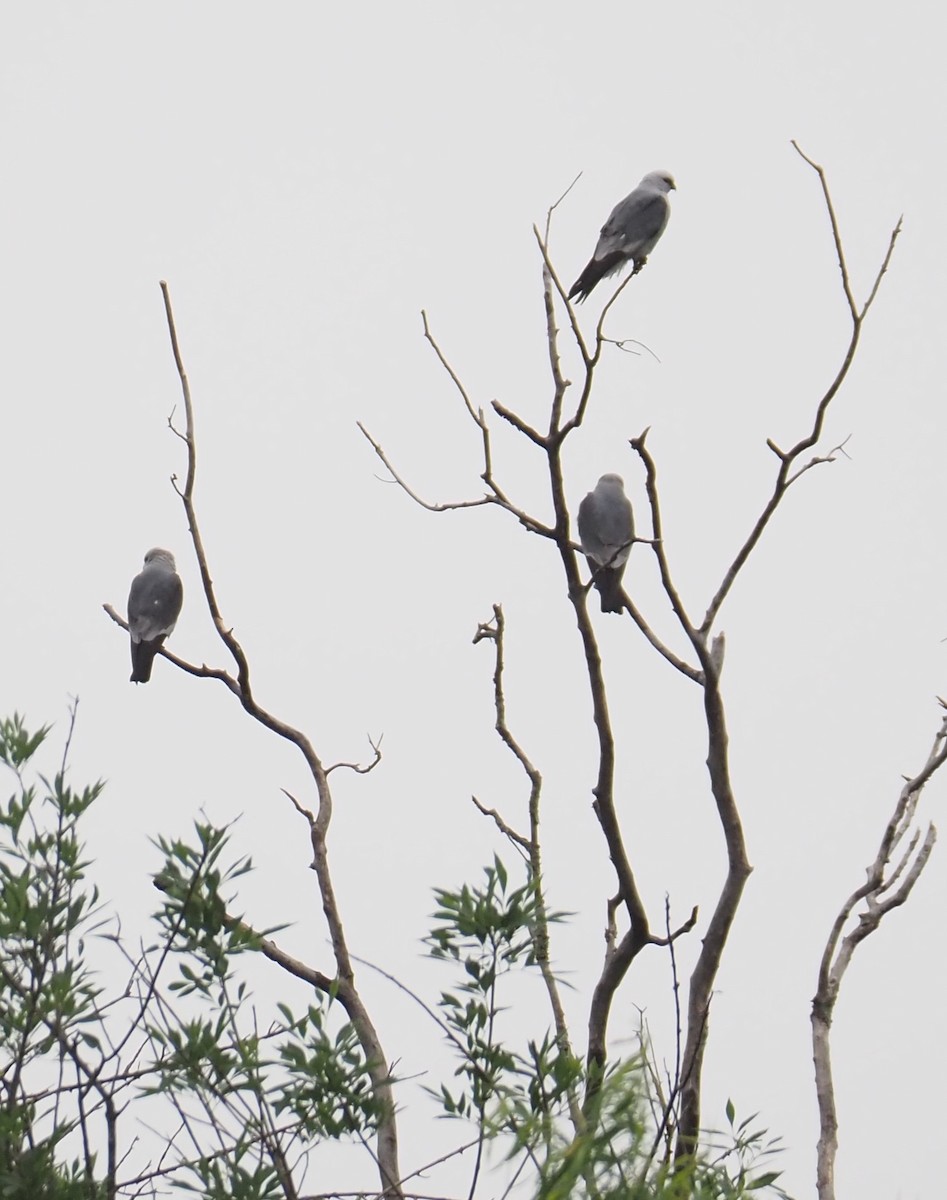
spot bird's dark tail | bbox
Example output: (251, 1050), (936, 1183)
(593, 567), (626, 614)
(130, 636), (166, 684)
(568, 258), (605, 303)
(568, 251), (626, 303)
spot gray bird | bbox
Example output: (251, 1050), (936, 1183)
(127, 548), (184, 683)
(578, 475), (634, 614)
(568, 170), (676, 303)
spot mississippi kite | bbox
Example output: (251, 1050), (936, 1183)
(568, 171), (676, 303)
(127, 548), (184, 683)
(578, 474), (634, 614)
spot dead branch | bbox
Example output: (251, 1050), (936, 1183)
(469, 795), (529, 853)
(532, 224), (592, 369)
(358, 315), (556, 539)
(639, 898), (695, 1178)
(524, 265), (668, 1096)
(345, 150), (898, 1172)
(811, 710), (945, 1200)
(624, 598), (702, 683)
(357, 422), (499, 514)
(472, 604), (582, 1134)
(110, 283), (405, 1199)
(700, 151), (901, 636)
(531, 223), (640, 436)
(543, 172), (583, 245)
(371, 219), (693, 1125)
(327, 736), (384, 777)
(614, 147), (899, 1159)
(629, 428), (697, 638)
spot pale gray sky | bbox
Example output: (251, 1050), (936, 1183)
(2, 4), (944, 1197)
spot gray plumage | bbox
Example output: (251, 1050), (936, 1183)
(568, 170), (676, 303)
(578, 474), (634, 614)
(127, 548), (184, 683)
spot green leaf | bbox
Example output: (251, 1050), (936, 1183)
(748, 1170), (782, 1189)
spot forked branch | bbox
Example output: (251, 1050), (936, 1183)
(811, 709), (945, 1200)
(358, 315), (555, 539)
(700, 149), (901, 635)
(620, 146), (898, 1160)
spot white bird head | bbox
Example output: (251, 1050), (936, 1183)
(642, 170), (676, 193)
(142, 547), (177, 571)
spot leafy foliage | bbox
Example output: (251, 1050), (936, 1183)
(424, 858), (791, 1199)
(0, 716), (392, 1197)
(0, 715), (791, 1198)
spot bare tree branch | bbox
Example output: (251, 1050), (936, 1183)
(629, 428), (697, 639)
(699, 152), (901, 635)
(336, 148), (900, 1180)
(491, 399), (547, 446)
(532, 224), (592, 369)
(811, 709), (945, 1200)
(624, 597), (702, 683)
(617, 149), (901, 1157)
(358, 315), (556, 539)
(106, 283), (405, 1199)
(369, 215), (695, 1127)
(472, 605), (582, 1133)
(327, 736), (384, 777)
(543, 172), (583, 245)
(528, 266), (659, 1092)
(357, 422), (499, 514)
(531, 223), (639, 436)
(469, 795), (530, 853)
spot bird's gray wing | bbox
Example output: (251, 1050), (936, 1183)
(578, 493), (609, 565)
(595, 189), (671, 262)
(128, 571), (183, 642)
(570, 182), (672, 301)
(127, 567), (183, 683)
(578, 485), (634, 613)
(579, 490), (634, 566)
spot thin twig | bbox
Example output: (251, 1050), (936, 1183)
(543, 172), (582, 244)
(327, 736), (384, 777)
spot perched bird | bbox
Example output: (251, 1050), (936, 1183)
(568, 170), (676, 303)
(578, 475), (635, 614)
(127, 548), (184, 683)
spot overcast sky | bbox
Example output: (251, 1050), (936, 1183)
(2, 5), (945, 1198)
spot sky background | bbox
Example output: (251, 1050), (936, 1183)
(2, 4), (945, 1198)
